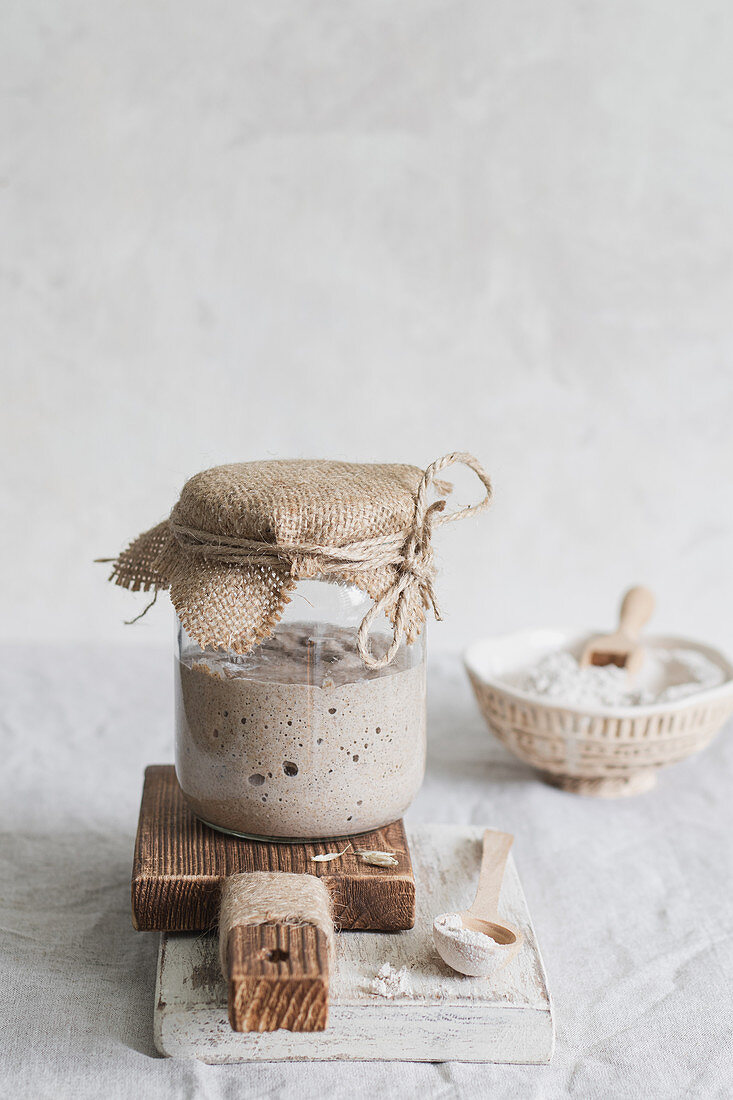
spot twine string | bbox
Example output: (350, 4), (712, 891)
(218, 872), (335, 979)
(169, 451), (491, 669)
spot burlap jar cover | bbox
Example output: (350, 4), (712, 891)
(107, 451), (491, 669)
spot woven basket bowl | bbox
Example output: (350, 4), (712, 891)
(464, 630), (733, 797)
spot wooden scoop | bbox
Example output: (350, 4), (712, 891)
(132, 766), (416, 1032)
(433, 830), (523, 977)
(581, 586), (655, 676)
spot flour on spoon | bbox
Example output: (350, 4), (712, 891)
(434, 912), (495, 951)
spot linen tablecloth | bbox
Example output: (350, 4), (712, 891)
(2, 643), (731, 1098)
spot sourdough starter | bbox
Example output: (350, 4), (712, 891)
(175, 624), (426, 839)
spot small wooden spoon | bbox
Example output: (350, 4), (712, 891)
(433, 830), (523, 978)
(581, 586), (655, 677)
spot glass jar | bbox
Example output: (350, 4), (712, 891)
(174, 578), (426, 841)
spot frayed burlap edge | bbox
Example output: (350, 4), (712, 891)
(105, 453), (491, 665)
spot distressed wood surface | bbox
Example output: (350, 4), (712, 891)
(227, 923), (330, 1032)
(132, 765), (415, 933)
(154, 825), (555, 1064)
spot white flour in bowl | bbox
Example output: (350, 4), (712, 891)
(510, 648), (724, 709)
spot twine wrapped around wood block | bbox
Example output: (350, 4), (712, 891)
(218, 872), (335, 978)
(105, 452), (492, 668)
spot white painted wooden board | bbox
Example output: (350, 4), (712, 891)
(154, 825), (554, 1063)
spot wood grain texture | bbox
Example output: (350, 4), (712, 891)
(227, 924), (330, 1032)
(154, 826), (555, 1063)
(132, 766), (415, 933)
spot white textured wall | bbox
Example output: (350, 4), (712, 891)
(3, 2), (733, 655)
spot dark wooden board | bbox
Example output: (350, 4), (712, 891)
(132, 765), (416, 934)
(226, 924), (330, 1032)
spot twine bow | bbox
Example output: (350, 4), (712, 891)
(169, 451), (491, 669)
(356, 452), (491, 667)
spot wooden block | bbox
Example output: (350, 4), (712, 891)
(226, 923), (330, 1032)
(154, 825), (555, 1063)
(132, 765), (415, 933)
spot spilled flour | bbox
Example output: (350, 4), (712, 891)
(369, 963), (413, 999)
(510, 648), (724, 708)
